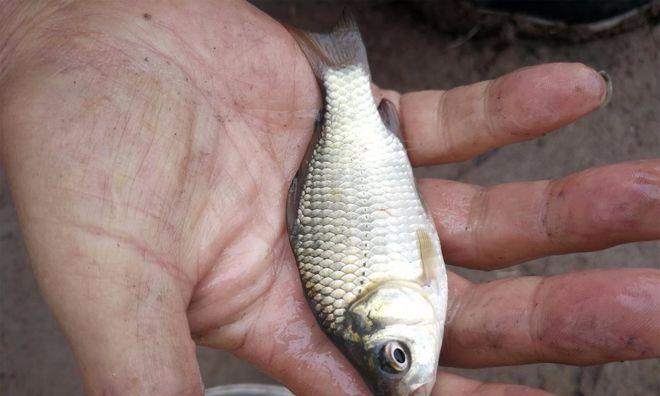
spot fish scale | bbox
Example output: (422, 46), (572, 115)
(292, 66), (438, 334)
(287, 14), (446, 395)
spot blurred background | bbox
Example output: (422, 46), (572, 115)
(2, 1), (659, 395)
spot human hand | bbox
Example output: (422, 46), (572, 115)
(1, 1), (658, 395)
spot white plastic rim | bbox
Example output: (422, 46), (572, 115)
(204, 384), (294, 396)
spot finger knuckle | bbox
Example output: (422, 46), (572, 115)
(594, 165), (660, 232)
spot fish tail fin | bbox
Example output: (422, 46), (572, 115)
(285, 10), (370, 80)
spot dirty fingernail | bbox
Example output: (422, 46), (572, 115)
(598, 70), (613, 107)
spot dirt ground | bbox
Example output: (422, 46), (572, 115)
(2, 1), (659, 395)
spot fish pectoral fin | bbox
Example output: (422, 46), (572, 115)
(416, 228), (440, 286)
(377, 98), (402, 141)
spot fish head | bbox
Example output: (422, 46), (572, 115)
(342, 281), (441, 396)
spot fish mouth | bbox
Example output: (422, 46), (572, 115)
(410, 382), (434, 396)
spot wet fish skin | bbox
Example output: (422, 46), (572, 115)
(286, 13), (448, 396)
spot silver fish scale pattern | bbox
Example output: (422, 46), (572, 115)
(292, 66), (440, 336)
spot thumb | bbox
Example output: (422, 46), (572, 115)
(1, 10), (205, 392)
(3, 108), (203, 394)
(17, 217), (203, 395)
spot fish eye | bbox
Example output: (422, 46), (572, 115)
(379, 341), (410, 374)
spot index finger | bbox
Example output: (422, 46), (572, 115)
(399, 63), (609, 166)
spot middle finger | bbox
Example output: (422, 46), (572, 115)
(421, 159), (660, 269)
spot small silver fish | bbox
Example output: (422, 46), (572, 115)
(286, 13), (448, 396)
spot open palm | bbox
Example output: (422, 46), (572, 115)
(2, 1), (659, 395)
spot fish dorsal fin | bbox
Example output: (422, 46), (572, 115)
(416, 228), (440, 286)
(286, 112), (323, 240)
(285, 10), (369, 80)
(377, 98), (402, 140)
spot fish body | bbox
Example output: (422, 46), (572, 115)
(286, 14), (448, 396)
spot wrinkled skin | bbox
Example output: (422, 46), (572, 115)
(1, 1), (660, 395)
